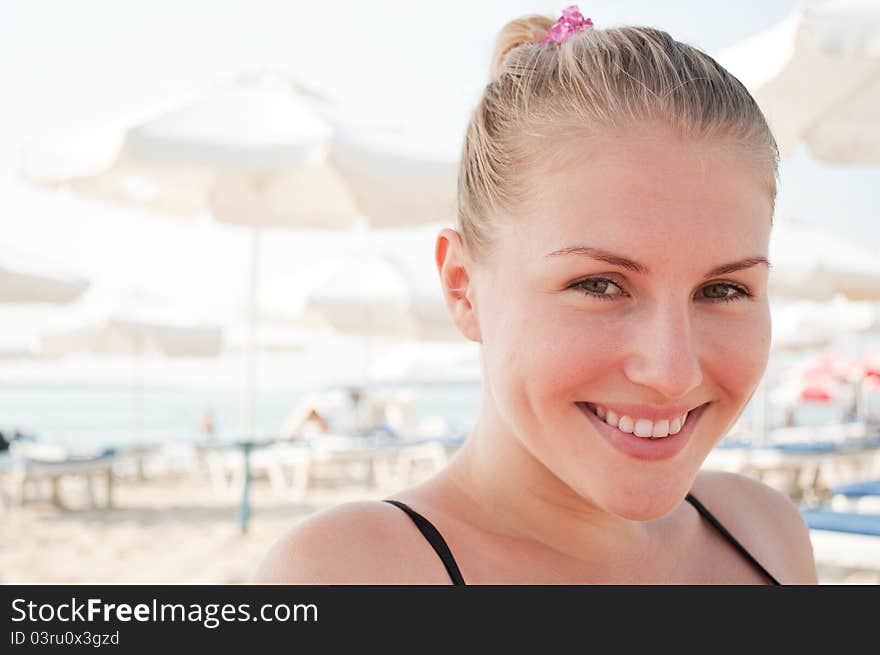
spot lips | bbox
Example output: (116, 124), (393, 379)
(579, 403), (688, 438)
(576, 401), (710, 462)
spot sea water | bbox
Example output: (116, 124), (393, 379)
(0, 377), (483, 452)
(1, 375), (858, 454)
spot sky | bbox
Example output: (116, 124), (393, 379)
(2, 0), (804, 137)
(1, 0), (879, 387)
(3, 0), (877, 252)
(0, 1), (876, 254)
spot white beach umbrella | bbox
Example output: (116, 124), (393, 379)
(37, 286), (223, 442)
(38, 287), (222, 358)
(0, 247), (89, 304)
(39, 316), (222, 359)
(0, 248), (90, 360)
(21, 72), (456, 226)
(291, 250), (461, 417)
(305, 253), (458, 342)
(220, 320), (307, 355)
(0, 305), (57, 360)
(303, 245), (459, 337)
(20, 71), (458, 438)
(770, 295), (879, 352)
(716, 0), (880, 162)
(768, 216), (880, 301)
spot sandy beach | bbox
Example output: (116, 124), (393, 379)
(0, 469), (402, 585)
(1, 466), (878, 585)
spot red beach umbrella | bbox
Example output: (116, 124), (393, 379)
(800, 385), (834, 403)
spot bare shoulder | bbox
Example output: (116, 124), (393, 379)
(251, 500), (454, 584)
(691, 470), (818, 584)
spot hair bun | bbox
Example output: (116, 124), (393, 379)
(489, 15), (554, 81)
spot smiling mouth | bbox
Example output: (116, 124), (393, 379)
(576, 402), (710, 440)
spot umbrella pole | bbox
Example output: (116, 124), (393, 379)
(132, 334), (145, 446)
(241, 226), (261, 440)
(238, 441), (253, 534)
(362, 332), (372, 432)
(236, 227), (261, 534)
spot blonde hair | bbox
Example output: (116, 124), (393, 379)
(458, 15), (779, 261)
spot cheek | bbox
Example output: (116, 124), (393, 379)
(485, 300), (627, 426)
(528, 312), (628, 396)
(697, 305), (772, 404)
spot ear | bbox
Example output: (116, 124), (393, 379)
(435, 228), (482, 343)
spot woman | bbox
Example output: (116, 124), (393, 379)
(255, 7), (818, 584)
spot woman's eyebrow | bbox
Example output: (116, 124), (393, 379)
(544, 246), (771, 277)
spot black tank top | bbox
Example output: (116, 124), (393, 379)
(383, 493), (781, 585)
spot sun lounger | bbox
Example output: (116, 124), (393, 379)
(801, 508), (880, 571)
(303, 433), (395, 487)
(803, 509), (880, 536)
(372, 438), (451, 488)
(251, 442), (311, 501)
(770, 421), (872, 445)
(204, 445), (249, 498)
(0, 451), (116, 510)
(704, 435), (880, 502)
(829, 479), (880, 513)
(110, 443), (167, 481)
(0, 453), (14, 510)
(202, 438), (314, 501)
(831, 479), (880, 498)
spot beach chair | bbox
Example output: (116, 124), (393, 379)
(110, 443), (160, 481)
(705, 435), (880, 503)
(372, 438), (450, 488)
(769, 421), (871, 445)
(202, 439), (313, 501)
(204, 446), (247, 499)
(829, 479), (880, 513)
(801, 508), (880, 572)
(1, 447), (116, 510)
(251, 442), (311, 501)
(299, 433), (388, 488)
(0, 453), (14, 510)
(150, 441), (202, 479)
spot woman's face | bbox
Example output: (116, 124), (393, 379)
(470, 127), (773, 520)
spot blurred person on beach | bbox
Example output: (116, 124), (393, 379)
(281, 407), (332, 440)
(278, 386), (365, 440)
(198, 408), (216, 441)
(256, 6), (817, 584)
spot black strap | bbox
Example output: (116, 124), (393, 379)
(383, 499), (466, 586)
(685, 493), (781, 585)
(386, 495), (780, 586)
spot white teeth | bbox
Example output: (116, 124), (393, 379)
(587, 404), (699, 439)
(633, 419), (653, 438)
(652, 419), (670, 438)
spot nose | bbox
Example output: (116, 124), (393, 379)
(622, 301), (703, 402)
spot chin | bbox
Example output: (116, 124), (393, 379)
(584, 474), (693, 522)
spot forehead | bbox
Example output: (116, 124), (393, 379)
(503, 128), (774, 263)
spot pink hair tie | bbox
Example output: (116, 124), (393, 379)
(539, 5), (594, 46)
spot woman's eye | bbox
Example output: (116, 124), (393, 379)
(571, 277), (625, 301)
(700, 283), (752, 303)
(569, 279), (752, 303)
